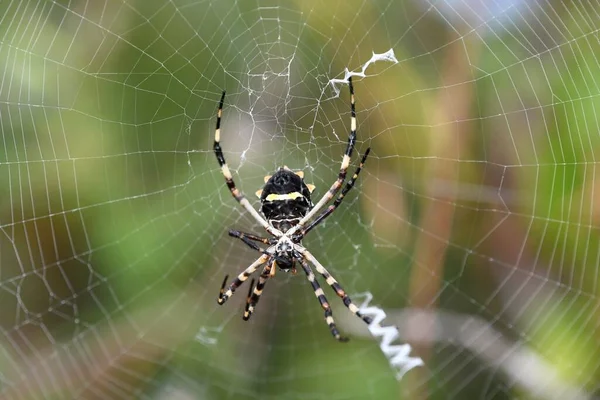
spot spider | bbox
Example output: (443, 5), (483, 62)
(213, 77), (372, 341)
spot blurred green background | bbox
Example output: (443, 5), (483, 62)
(1, 0), (599, 399)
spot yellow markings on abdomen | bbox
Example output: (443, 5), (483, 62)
(264, 192), (303, 202)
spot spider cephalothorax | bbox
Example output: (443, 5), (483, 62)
(213, 77), (372, 341)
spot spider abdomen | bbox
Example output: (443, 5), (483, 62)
(258, 168), (313, 232)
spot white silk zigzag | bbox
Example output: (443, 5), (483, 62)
(357, 292), (424, 379)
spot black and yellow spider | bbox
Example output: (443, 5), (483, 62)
(214, 77), (371, 341)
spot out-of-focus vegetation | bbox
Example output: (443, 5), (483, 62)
(0, 0), (599, 399)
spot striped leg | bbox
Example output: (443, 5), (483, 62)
(243, 259), (274, 321)
(229, 230), (277, 246)
(302, 249), (372, 325)
(226, 232), (290, 267)
(288, 77), (358, 235)
(297, 148), (370, 238)
(214, 91), (282, 237)
(296, 254), (348, 342)
(227, 231), (270, 254)
(218, 254), (269, 305)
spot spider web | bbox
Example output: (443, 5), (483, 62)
(1, 0), (599, 399)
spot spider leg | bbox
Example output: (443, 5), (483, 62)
(243, 259), (275, 321)
(296, 253), (348, 342)
(233, 234), (268, 253)
(299, 248), (372, 326)
(288, 77), (358, 235)
(213, 91), (282, 237)
(294, 148), (370, 240)
(244, 278), (256, 318)
(227, 234), (290, 267)
(218, 254), (269, 305)
(229, 230), (277, 246)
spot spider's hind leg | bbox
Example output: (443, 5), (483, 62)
(212, 91), (282, 237)
(298, 148), (370, 238)
(289, 76), (359, 234)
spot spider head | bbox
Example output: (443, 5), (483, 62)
(274, 237), (295, 271)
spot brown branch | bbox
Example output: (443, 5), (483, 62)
(406, 34), (481, 398)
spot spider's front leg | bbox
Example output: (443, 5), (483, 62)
(299, 247), (372, 326)
(218, 254), (269, 305)
(243, 259), (275, 320)
(295, 252), (348, 342)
